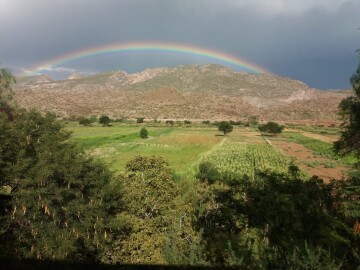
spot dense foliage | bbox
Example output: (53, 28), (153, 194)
(139, 127), (148, 139)
(0, 68), (16, 118)
(194, 169), (359, 268)
(218, 121), (233, 135)
(99, 115), (111, 126)
(258, 121), (284, 135)
(108, 156), (206, 265)
(333, 54), (360, 253)
(136, 117), (144, 123)
(0, 110), (123, 262)
(335, 54), (360, 159)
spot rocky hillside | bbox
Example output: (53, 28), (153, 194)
(13, 64), (351, 123)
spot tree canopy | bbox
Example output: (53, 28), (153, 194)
(99, 115), (111, 126)
(0, 68), (16, 118)
(258, 121), (284, 135)
(218, 121), (233, 135)
(334, 53), (360, 158)
(140, 127), (148, 139)
(0, 110), (122, 261)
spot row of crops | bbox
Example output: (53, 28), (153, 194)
(200, 142), (292, 180)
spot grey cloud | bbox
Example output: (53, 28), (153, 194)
(1, 0), (359, 88)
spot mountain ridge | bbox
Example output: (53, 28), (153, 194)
(14, 64), (351, 124)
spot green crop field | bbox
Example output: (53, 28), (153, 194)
(66, 122), (224, 175)
(200, 142), (292, 180)
(65, 122), (352, 181)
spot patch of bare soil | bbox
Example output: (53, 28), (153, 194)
(271, 140), (348, 182)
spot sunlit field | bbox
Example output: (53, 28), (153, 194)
(65, 122), (352, 181)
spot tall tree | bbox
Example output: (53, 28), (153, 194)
(218, 121), (233, 135)
(334, 52), (360, 158)
(0, 68), (16, 118)
(333, 52), (360, 225)
(258, 121), (284, 136)
(0, 110), (122, 262)
(110, 156), (205, 265)
(99, 115), (111, 126)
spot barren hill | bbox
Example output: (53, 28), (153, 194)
(14, 64), (351, 123)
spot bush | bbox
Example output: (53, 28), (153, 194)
(218, 121), (233, 135)
(258, 121), (284, 135)
(230, 120), (243, 126)
(78, 117), (92, 126)
(99, 115), (111, 126)
(196, 162), (222, 184)
(136, 117), (144, 123)
(140, 127), (148, 139)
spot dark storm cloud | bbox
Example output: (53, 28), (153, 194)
(0, 0), (359, 88)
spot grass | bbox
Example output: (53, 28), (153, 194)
(67, 122), (223, 175)
(286, 124), (341, 136)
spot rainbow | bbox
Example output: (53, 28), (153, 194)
(22, 41), (274, 76)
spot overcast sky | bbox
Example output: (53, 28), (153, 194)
(1, 0), (359, 89)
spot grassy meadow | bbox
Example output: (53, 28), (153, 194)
(66, 122), (223, 175)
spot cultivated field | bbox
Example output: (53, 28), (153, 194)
(66, 122), (353, 181)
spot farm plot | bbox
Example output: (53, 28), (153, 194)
(68, 123), (222, 174)
(282, 132), (357, 165)
(200, 142), (292, 180)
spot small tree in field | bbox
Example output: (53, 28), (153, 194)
(140, 127), (148, 139)
(218, 121), (233, 135)
(99, 115), (110, 126)
(137, 117), (144, 123)
(79, 117), (91, 126)
(258, 121), (284, 136)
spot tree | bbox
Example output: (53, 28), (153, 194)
(78, 117), (92, 126)
(104, 156), (208, 265)
(136, 117), (144, 123)
(218, 121), (233, 135)
(196, 162), (222, 184)
(140, 127), (148, 139)
(258, 121), (284, 136)
(0, 68), (15, 101)
(332, 53), (360, 264)
(0, 110), (122, 262)
(334, 52), (360, 158)
(195, 169), (355, 268)
(0, 68), (16, 118)
(99, 115), (110, 126)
